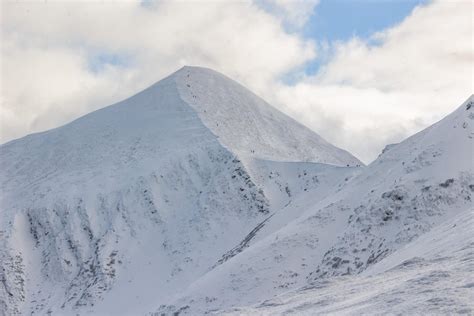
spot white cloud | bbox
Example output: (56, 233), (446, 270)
(267, 0), (473, 162)
(1, 0), (315, 142)
(1, 0), (472, 163)
(258, 0), (319, 29)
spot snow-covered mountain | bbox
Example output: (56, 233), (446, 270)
(0, 66), (361, 315)
(1, 66), (471, 315)
(155, 96), (474, 315)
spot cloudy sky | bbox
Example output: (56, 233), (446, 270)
(1, 0), (472, 163)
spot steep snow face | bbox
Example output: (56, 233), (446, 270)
(155, 96), (474, 315)
(173, 66), (362, 166)
(0, 71), (270, 315)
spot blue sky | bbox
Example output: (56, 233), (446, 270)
(302, 0), (428, 75)
(304, 0), (428, 41)
(88, 51), (131, 73)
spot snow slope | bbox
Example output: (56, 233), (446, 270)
(0, 66), (360, 315)
(155, 96), (474, 315)
(223, 207), (474, 315)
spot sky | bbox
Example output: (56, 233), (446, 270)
(1, 0), (472, 163)
(302, 0), (429, 75)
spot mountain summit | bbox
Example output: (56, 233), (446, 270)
(168, 66), (362, 165)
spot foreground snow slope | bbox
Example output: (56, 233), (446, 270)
(156, 96), (474, 315)
(223, 207), (474, 315)
(0, 67), (359, 315)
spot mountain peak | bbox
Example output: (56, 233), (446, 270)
(171, 65), (222, 80)
(167, 66), (363, 165)
(125, 65), (361, 165)
(177, 65), (214, 72)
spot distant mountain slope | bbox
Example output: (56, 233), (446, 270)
(156, 96), (473, 315)
(0, 67), (360, 315)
